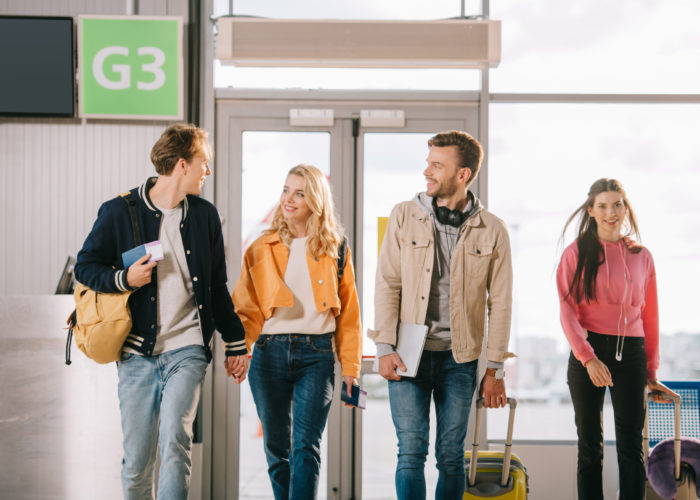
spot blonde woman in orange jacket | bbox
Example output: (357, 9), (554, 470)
(232, 164), (362, 500)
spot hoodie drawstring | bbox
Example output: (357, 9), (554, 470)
(615, 240), (630, 361)
(431, 214), (444, 278)
(603, 243), (610, 288)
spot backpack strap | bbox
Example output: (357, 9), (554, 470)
(120, 191), (143, 247)
(65, 310), (76, 365)
(336, 236), (348, 290)
(65, 191), (143, 366)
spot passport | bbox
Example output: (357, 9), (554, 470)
(121, 240), (164, 269)
(340, 381), (367, 410)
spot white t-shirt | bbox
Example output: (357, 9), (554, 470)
(261, 237), (336, 335)
(152, 203), (203, 354)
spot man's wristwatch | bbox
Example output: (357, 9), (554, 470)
(485, 367), (505, 380)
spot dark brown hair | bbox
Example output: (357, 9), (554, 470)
(150, 123), (210, 175)
(427, 130), (483, 184)
(562, 178), (641, 303)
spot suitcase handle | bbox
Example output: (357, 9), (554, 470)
(468, 397), (517, 488)
(644, 391), (682, 480)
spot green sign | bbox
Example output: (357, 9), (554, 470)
(79, 16), (183, 119)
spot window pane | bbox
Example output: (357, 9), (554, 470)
(241, 131), (330, 249)
(361, 373), (440, 497)
(362, 132), (433, 356)
(214, 0), (480, 19)
(490, 1), (700, 93)
(487, 103), (700, 439)
(215, 64), (481, 91)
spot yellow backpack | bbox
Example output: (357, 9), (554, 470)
(66, 285), (134, 363)
(65, 192), (141, 364)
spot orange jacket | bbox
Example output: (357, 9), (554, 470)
(232, 232), (362, 378)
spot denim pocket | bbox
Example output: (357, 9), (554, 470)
(255, 335), (271, 350)
(308, 336), (334, 353)
(118, 352), (135, 363)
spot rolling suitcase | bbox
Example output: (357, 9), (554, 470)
(644, 390), (697, 500)
(464, 397), (528, 499)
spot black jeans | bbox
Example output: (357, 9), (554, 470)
(567, 331), (647, 500)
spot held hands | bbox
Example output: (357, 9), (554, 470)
(378, 352), (407, 381)
(585, 358), (613, 387)
(343, 376), (359, 408)
(479, 373), (506, 408)
(648, 379), (679, 404)
(225, 354), (250, 384)
(126, 254), (157, 288)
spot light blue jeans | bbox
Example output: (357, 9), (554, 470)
(117, 345), (208, 500)
(388, 350), (478, 500)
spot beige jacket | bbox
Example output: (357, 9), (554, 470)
(368, 199), (515, 363)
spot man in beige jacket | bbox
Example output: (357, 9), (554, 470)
(368, 130), (515, 500)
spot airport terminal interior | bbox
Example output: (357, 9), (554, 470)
(1, 0), (699, 499)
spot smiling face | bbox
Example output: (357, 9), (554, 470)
(182, 149), (211, 196)
(587, 190), (627, 242)
(423, 145), (471, 200)
(280, 174), (312, 228)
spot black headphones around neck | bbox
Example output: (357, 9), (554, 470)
(432, 198), (468, 227)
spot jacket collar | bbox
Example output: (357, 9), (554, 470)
(139, 176), (189, 222)
(465, 210), (483, 227)
(261, 232), (283, 245)
(412, 191), (483, 223)
(408, 193), (485, 231)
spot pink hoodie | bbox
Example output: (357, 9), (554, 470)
(557, 239), (659, 379)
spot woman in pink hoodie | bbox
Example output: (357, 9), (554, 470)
(557, 178), (677, 500)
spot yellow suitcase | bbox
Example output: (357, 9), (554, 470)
(464, 398), (529, 499)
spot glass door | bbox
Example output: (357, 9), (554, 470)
(211, 94), (479, 499)
(212, 112), (345, 500)
(240, 130), (332, 500)
(356, 120), (477, 499)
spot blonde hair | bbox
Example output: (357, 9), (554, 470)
(265, 164), (345, 258)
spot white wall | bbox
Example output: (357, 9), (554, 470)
(0, 0), (190, 294)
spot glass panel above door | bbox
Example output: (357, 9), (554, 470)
(361, 132), (433, 356)
(241, 131), (331, 250)
(215, 65), (481, 91)
(213, 0), (481, 19)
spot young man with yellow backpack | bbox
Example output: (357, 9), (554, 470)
(74, 123), (248, 499)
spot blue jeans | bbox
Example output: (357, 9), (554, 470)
(388, 350), (478, 500)
(117, 345), (208, 500)
(568, 332), (647, 500)
(248, 333), (335, 500)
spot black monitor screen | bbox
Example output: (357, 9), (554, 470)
(0, 16), (74, 117)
